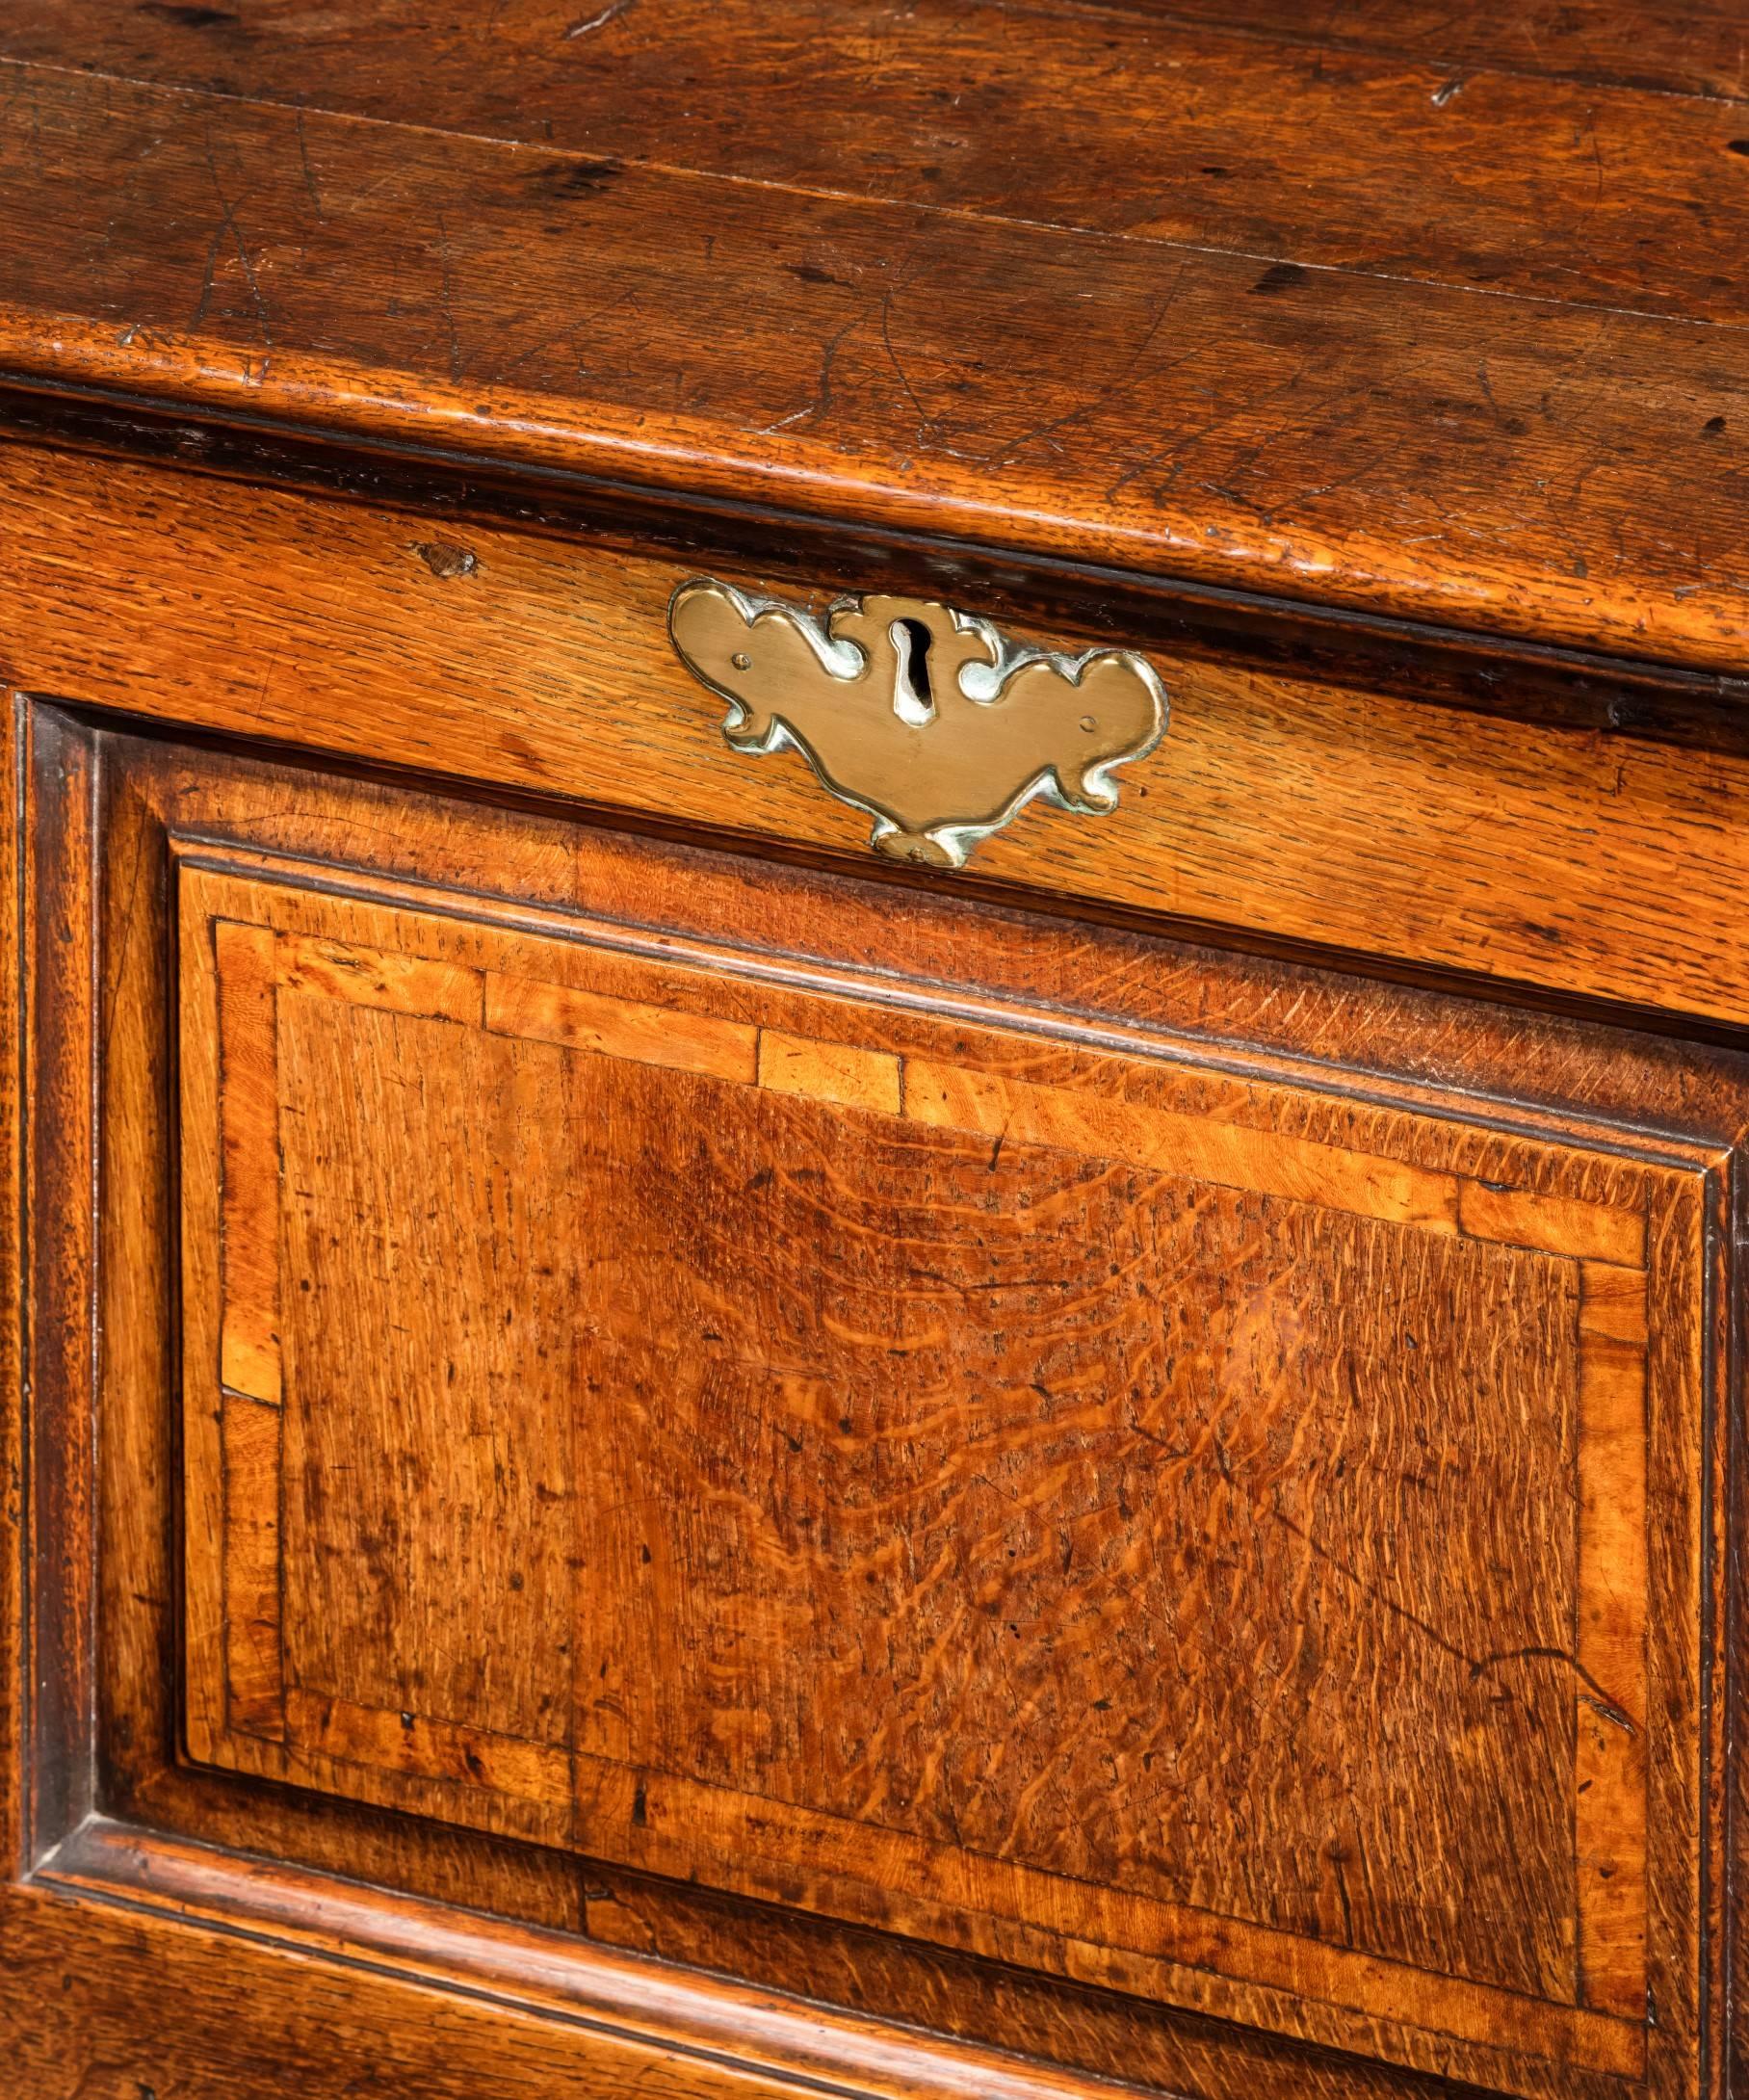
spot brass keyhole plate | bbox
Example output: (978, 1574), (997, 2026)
(668, 579), (1168, 867)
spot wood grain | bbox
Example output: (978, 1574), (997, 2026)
(1572, 1304), (1649, 2020)
(277, 931), (483, 1026)
(11, 717), (1724, 2100)
(485, 970), (757, 1083)
(221, 1391), (285, 1740)
(1017, 0), (1749, 100)
(34, 1818), (1206, 2100)
(17, 705), (98, 1854)
(0, 55), (1746, 668)
(215, 918), (281, 1404)
(283, 1690), (573, 1807)
(4, 1858), (1090, 2100)
(161, 838), (1714, 2094)
(759, 1030), (903, 1116)
(1455, 1182), (1645, 1269)
(13, 445), (1749, 1036)
(275, 992), (578, 1752)
(6, 0), (1749, 322)
(903, 1056), (1462, 1229)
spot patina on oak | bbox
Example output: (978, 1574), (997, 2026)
(8, 714), (1730, 2100)
(170, 836), (1704, 2098)
(0, 0), (1747, 669)
(0, 4), (1746, 2100)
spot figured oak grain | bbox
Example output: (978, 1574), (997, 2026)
(0, 55), (1746, 667)
(8, 0), (1749, 322)
(277, 996), (578, 1753)
(165, 841), (1712, 2094)
(12, 445), (1749, 1034)
(29, 722), (1726, 2100)
(1035, 0), (1749, 99)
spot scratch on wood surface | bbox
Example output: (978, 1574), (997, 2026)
(561, 0), (637, 37)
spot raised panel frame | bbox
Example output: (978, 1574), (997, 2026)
(2, 700), (1738, 2100)
(170, 836), (1714, 2099)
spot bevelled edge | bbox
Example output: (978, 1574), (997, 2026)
(34, 1818), (1145, 2100)
(0, 295), (1745, 683)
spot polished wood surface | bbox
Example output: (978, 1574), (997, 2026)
(0, 2), (1746, 666)
(1066, 2), (1749, 96)
(16, 720), (1717, 2100)
(2, 3), (1747, 2098)
(11, 441), (1749, 1035)
(8, 0), (1744, 316)
(170, 847), (1688, 2082)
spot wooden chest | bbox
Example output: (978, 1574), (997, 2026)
(1, 5), (1746, 2098)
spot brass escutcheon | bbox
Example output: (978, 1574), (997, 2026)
(668, 579), (1167, 867)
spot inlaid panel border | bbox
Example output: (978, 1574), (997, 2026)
(173, 842), (1720, 2100)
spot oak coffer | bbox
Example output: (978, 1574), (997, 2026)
(1, 5), (1747, 2100)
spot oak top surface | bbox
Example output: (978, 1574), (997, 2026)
(1, 0), (1747, 670)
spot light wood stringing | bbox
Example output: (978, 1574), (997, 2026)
(171, 850), (1692, 2087)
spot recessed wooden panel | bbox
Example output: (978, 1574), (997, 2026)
(175, 850), (1710, 2099)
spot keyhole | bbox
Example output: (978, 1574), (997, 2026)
(890, 617), (935, 725)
